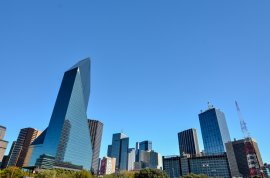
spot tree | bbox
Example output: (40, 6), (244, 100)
(0, 166), (26, 178)
(134, 168), (168, 178)
(181, 173), (208, 178)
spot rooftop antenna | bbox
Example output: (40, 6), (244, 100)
(207, 101), (213, 109)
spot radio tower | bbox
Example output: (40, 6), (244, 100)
(235, 101), (263, 177)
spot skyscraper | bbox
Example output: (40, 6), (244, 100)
(0, 125), (8, 163)
(88, 119), (103, 174)
(162, 156), (181, 178)
(107, 133), (129, 171)
(199, 104), (231, 154)
(24, 59), (93, 170)
(0, 141), (16, 169)
(100, 157), (116, 175)
(178, 128), (200, 156)
(135, 140), (152, 162)
(7, 128), (41, 167)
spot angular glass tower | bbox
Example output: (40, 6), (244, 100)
(24, 59), (92, 170)
(199, 105), (231, 154)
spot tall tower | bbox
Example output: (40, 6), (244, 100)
(7, 128), (41, 167)
(108, 133), (129, 171)
(25, 59), (93, 170)
(199, 104), (231, 154)
(178, 128), (200, 156)
(88, 119), (103, 174)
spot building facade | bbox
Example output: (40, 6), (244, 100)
(178, 128), (200, 156)
(135, 140), (152, 162)
(100, 157), (116, 175)
(7, 128), (41, 167)
(107, 133), (129, 171)
(226, 138), (264, 177)
(136, 150), (162, 170)
(24, 59), (93, 170)
(128, 148), (135, 171)
(162, 156), (181, 178)
(0, 125), (8, 163)
(199, 105), (231, 154)
(88, 119), (103, 174)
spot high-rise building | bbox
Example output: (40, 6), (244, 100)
(178, 128), (200, 156)
(88, 119), (103, 174)
(162, 156), (181, 178)
(199, 104), (231, 154)
(0, 125), (8, 163)
(7, 128), (41, 167)
(1, 141), (16, 169)
(135, 140), (152, 162)
(128, 148), (135, 171)
(136, 150), (162, 170)
(24, 59), (93, 170)
(107, 133), (129, 171)
(100, 157), (116, 175)
(226, 138), (264, 177)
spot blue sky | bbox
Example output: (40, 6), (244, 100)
(0, 1), (269, 163)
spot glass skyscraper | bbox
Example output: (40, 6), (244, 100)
(199, 105), (231, 154)
(178, 128), (200, 156)
(107, 133), (129, 171)
(24, 59), (93, 170)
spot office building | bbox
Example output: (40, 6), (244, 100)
(180, 153), (231, 178)
(128, 148), (135, 171)
(162, 156), (181, 178)
(135, 140), (152, 162)
(100, 157), (116, 175)
(107, 133), (129, 171)
(0, 141), (16, 169)
(24, 59), (93, 170)
(199, 104), (231, 154)
(226, 138), (264, 177)
(88, 119), (103, 174)
(7, 128), (41, 167)
(178, 128), (200, 156)
(135, 150), (162, 170)
(0, 125), (8, 163)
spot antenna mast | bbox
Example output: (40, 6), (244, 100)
(235, 101), (250, 138)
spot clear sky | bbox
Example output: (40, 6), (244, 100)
(0, 1), (269, 163)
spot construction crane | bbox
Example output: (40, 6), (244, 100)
(235, 101), (264, 177)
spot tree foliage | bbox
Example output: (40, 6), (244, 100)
(134, 168), (168, 178)
(0, 166), (26, 178)
(181, 173), (208, 178)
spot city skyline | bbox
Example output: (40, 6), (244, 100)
(0, 0), (270, 165)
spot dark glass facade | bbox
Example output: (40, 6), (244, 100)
(108, 133), (129, 171)
(199, 107), (231, 154)
(178, 128), (200, 156)
(162, 156), (181, 178)
(88, 119), (103, 174)
(25, 59), (93, 170)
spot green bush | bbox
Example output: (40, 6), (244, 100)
(0, 166), (26, 178)
(134, 168), (168, 178)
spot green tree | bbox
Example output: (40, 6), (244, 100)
(34, 169), (57, 178)
(134, 168), (168, 178)
(75, 170), (92, 178)
(181, 173), (208, 178)
(0, 166), (26, 178)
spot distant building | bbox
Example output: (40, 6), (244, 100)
(226, 138), (264, 177)
(162, 156), (181, 178)
(199, 104), (231, 154)
(0, 125), (8, 163)
(180, 153), (231, 178)
(263, 164), (270, 178)
(0, 141), (16, 169)
(135, 140), (152, 162)
(135, 150), (162, 170)
(7, 128), (41, 167)
(107, 133), (129, 171)
(24, 59), (93, 170)
(88, 119), (103, 174)
(128, 148), (135, 171)
(178, 128), (200, 156)
(100, 157), (116, 175)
